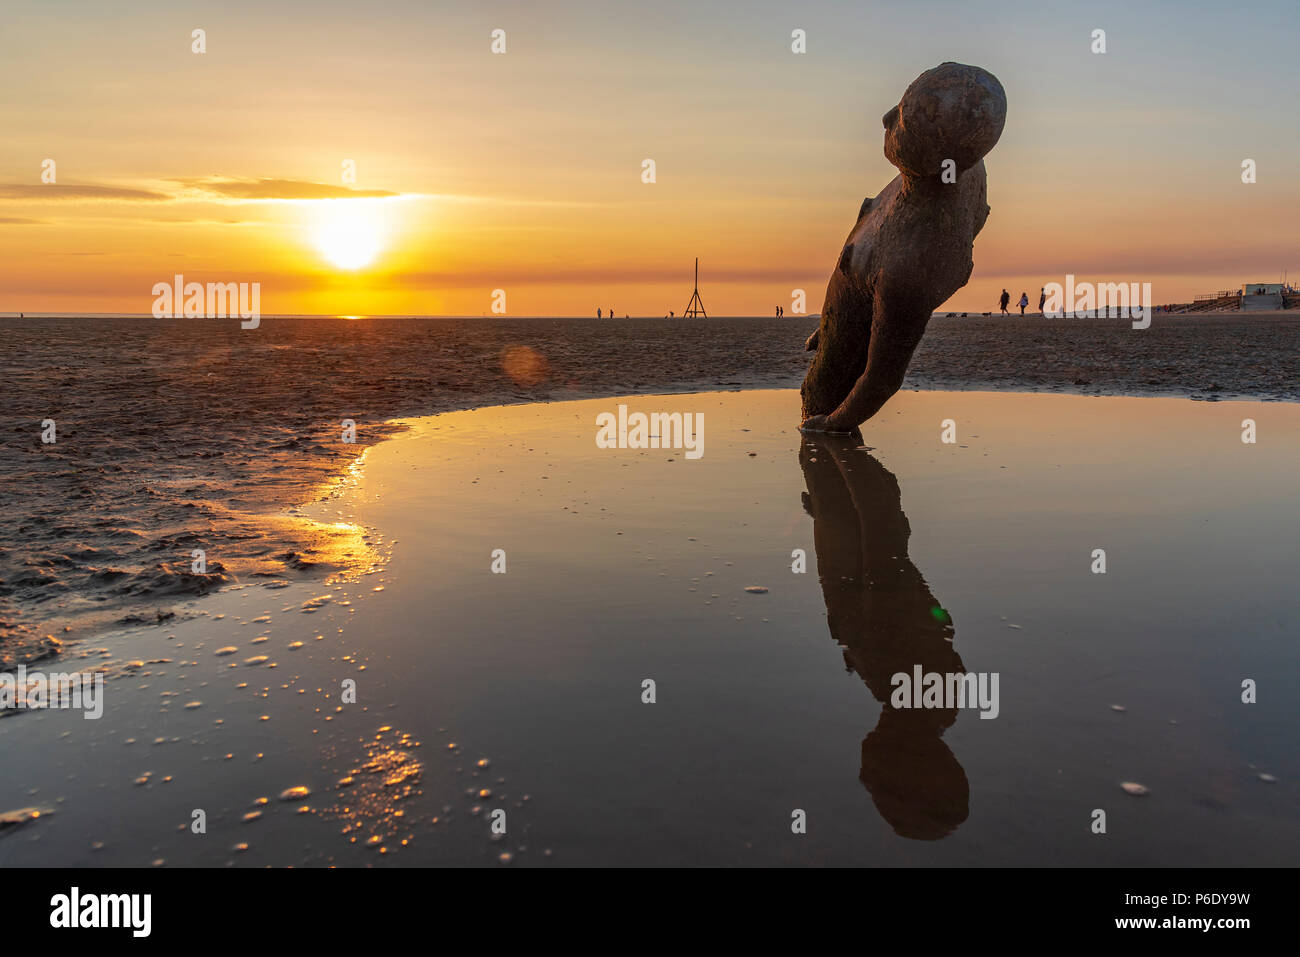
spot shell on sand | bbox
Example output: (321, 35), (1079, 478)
(1120, 781), (1149, 796)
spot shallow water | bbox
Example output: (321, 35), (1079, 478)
(4, 388), (1295, 865)
(3, 315), (1293, 658)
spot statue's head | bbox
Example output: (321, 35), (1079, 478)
(882, 62), (1006, 178)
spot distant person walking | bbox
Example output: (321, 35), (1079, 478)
(1018, 292), (1028, 315)
(999, 289), (1010, 315)
(1038, 287), (1046, 314)
(597, 308), (602, 319)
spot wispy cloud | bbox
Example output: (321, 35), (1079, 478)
(0, 184), (171, 201)
(0, 216), (49, 224)
(176, 177), (400, 201)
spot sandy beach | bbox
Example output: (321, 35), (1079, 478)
(4, 387), (1295, 867)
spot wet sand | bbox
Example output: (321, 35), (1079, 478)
(4, 314), (1296, 658)
(3, 388), (1296, 866)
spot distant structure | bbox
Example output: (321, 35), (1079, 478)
(682, 258), (707, 318)
(1240, 281), (1285, 311)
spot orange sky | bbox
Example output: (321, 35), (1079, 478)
(2, 0), (1297, 316)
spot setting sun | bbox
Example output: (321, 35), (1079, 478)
(310, 200), (387, 270)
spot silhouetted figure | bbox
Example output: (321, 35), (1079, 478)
(800, 63), (1006, 432)
(1038, 287), (1046, 313)
(999, 289), (1010, 315)
(597, 308), (602, 319)
(1018, 291), (1028, 315)
(799, 432), (970, 839)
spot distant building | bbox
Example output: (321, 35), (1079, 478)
(1241, 282), (1285, 295)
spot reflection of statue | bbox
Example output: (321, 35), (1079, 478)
(799, 431), (969, 839)
(801, 63), (1007, 432)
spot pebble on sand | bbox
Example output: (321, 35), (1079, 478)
(1120, 782), (1149, 796)
(214, 646), (238, 656)
(743, 586), (769, 594)
(279, 786), (311, 801)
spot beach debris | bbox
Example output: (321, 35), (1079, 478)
(1120, 782), (1149, 796)
(1110, 704), (1126, 712)
(0, 805), (54, 833)
(279, 786), (311, 801)
(301, 594), (333, 613)
(243, 655), (269, 666)
(214, 646), (238, 656)
(1258, 773), (1277, 784)
(743, 586), (769, 594)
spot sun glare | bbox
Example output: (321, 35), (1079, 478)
(310, 200), (387, 270)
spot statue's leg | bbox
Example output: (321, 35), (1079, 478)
(801, 275), (873, 420)
(824, 302), (930, 429)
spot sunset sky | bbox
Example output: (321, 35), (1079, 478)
(2, 0), (1297, 315)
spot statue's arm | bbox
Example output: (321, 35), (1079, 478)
(823, 290), (928, 430)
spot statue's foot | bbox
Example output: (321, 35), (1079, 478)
(799, 414), (855, 434)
